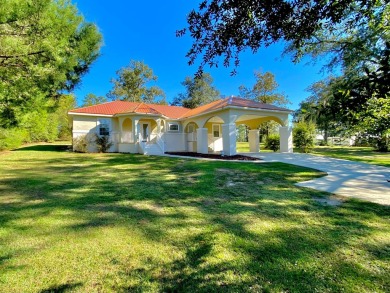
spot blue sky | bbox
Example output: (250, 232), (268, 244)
(74, 0), (329, 110)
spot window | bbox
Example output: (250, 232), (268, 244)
(168, 123), (179, 132)
(98, 119), (110, 136)
(212, 124), (220, 137)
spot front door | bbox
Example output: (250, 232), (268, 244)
(141, 123), (149, 142)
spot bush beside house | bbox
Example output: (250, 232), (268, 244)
(293, 122), (316, 153)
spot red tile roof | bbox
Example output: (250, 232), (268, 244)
(69, 101), (140, 115)
(144, 104), (190, 119)
(179, 97), (290, 118)
(68, 97), (290, 119)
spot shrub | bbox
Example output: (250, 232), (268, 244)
(374, 136), (389, 152)
(293, 122), (316, 153)
(73, 135), (89, 153)
(95, 134), (113, 153)
(0, 128), (30, 151)
(19, 110), (58, 142)
(265, 134), (280, 152)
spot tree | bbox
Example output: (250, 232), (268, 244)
(239, 70), (289, 106)
(294, 78), (340, 142)
(171, 73), (220, 109)
(55, 94), (77, 140)
(0, 0), (102, 126)
(181, 0), (388, 150)
(179, 0), (376, 73)
(0, 0), (101, 150)
(327, 71), (390, 151)
(239, 70), (289, 139)
(82, 93), (108, 107)
(108, 60), (166, 104)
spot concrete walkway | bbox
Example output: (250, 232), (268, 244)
(243, 152), (390, 205)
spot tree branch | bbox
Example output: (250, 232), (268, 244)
(0, 50), (46, 59)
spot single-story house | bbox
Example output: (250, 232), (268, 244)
(68, 96), (293, 156)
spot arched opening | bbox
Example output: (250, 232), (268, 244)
(236, 123), (251, 152)
(138, 118), (158, 143)
(203, 116), (224, 153)
(235, 114), (284, 153)
(184, 121), (199, 152)
(121, 118), (133, 143)
(160, 120), (166, 133)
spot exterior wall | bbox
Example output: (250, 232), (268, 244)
(162, 120), (185, 152)
(163, 133), (186, 152)
(73, 116), (98, 131)
(72, 115), (118, 152)
(118, 143), (138, 153)
(204, 122), (223, 152)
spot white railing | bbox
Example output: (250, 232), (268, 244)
(156, 132), (165, 154)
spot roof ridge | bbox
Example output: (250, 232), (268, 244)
(144, 103), (162, 115)
(133, 102), (143, 112)
(72, 100), (116, 111)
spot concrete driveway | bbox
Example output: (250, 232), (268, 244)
(243, 152), (390, 205)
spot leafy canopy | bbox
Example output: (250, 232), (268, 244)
(82, 93), (108, 107)
(179, 0), (376, 72)
(171, 72), (220, 109)
(108, 60), (166, 104)
(0, 0), (102, 126)
(0, 0), (101, 150)
(294, 77), (340, 141)
(239, 70), (289, 106)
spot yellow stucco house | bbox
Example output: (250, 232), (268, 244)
(68, 97), (293, 156)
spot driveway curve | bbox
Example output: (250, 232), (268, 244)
(243, 152), (390, 205)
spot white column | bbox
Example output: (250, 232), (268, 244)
(118, 117), (123, 143)
(279, 126), (293, 153)
(196, 128), (208, 154)
(133, 119), (139, 142)
(222, 123), (237, 156)
(248, 129), (260, 153)
(157, 119), (161, 134)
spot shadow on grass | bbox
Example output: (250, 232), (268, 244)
(39, 282), (83, 293)
(0, 151), (389, 292)
(14, 144), (70, 152)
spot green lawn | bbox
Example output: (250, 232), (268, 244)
(236, 142), (273, 153)
(237, 142), (389, 168)
(311, 146), (390, 168)
(0, 143), (389, 292)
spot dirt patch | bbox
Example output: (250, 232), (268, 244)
(166, 152), (261, 161)
(313, 197), (343, 206)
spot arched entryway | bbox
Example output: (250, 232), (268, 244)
(121, 118), (133, 143)
(235, 114), (286, 153)
(202, 116), (224, 153)
(138, 118), (158, 142)
(184, 121), (199, 152)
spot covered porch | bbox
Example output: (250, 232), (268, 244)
(116, 115), (165, 155)
(184, 107), (293, 156)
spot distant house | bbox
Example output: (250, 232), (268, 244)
(68, 97), (293, 155)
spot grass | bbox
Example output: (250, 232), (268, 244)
(311, 146), (390, 168)
(236, 142), (273, 153)
(237, 142), (390, 168)
(0, 143), (389, 292)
